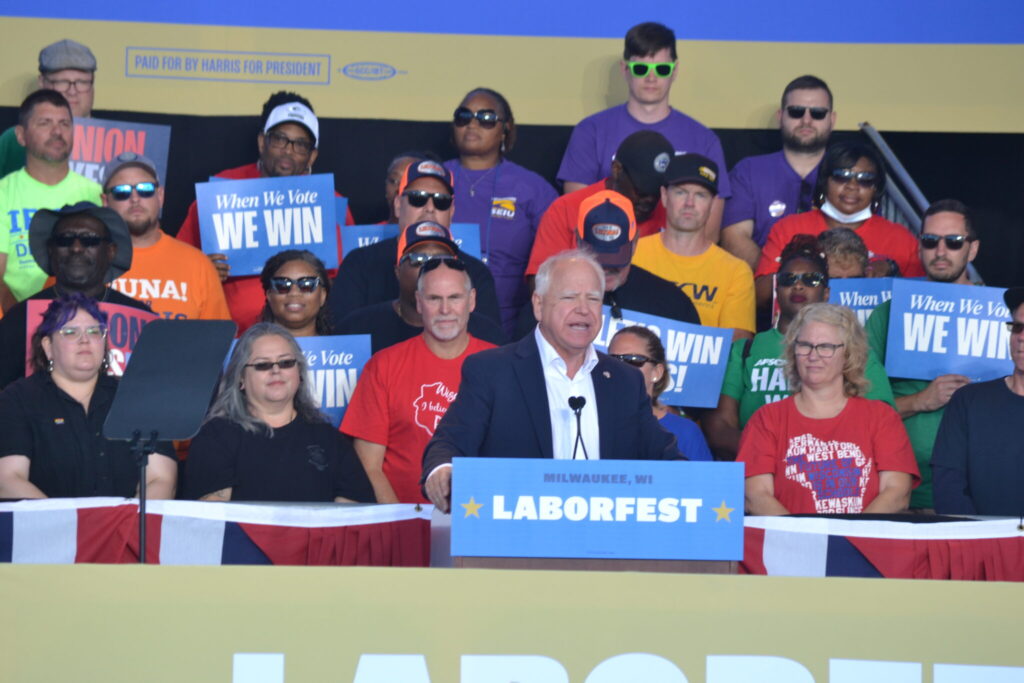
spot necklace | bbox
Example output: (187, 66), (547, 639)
(464, 164), (498, 197)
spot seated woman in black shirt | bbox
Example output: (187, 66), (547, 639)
(0, 293), (177, 498)
(186, 322), (373, 503)
(259, 249), (333, 337)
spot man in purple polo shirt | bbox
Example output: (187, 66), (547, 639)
(720, 75), (836, 270)
(556, 21), (730, 242)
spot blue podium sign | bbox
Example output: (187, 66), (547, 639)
(196, 173), (340, 275)
(885, 279), (1012, 381)
(592, 306), (731, 408)
(828, 277), (892, 325)
(451, 458), (744, 561)
(340, 223), (481, 259)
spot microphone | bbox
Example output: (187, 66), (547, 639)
(568, 396), (589, 460)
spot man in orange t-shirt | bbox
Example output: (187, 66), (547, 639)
(101, 152), (230, 321)
(526, 130), (673, 277)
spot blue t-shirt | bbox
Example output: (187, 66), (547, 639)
(722, 150), (820, 246)
(659, 412), (713, 462)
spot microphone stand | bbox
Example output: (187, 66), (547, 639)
(129, 429), (160, 564)
(569, 396), (589, 460)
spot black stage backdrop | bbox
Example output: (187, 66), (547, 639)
(2, 107), (1020, 287)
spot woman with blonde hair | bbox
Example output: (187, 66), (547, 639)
(738, 303), (918, 515)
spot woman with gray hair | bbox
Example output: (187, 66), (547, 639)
(186, 323), (373, 503)
(737, 303), (918, 515)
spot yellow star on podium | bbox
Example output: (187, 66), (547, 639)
(713, 500), (734, 522)
(461, 496), (484, 518)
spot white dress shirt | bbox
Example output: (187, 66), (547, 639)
(534, 326), (601, 460)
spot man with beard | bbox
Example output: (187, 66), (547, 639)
(340, 258), (495, 504)
(101, 152), (229, 320)
(865, 200), (980, 511)
(0, 90), (102, 312)
(0, 202), (150, 389)
(720, 76), (836, 270)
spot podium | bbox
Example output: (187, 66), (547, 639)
(449, 458), (743, 574)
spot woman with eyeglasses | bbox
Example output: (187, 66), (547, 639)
(259, 250), (332, 337)
(753, 141), (925, 310)
(0, 293), (177, 499)
(186, 322), (373, 503)
(443, 87), (558, 335)
(704, 237), (894, 461)
(737, 303), (918, 515)
(609, 326), (712, 461)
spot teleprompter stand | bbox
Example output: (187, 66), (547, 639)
(104, 319), (235, 563)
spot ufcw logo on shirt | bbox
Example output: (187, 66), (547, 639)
(677, 282), (719, 303)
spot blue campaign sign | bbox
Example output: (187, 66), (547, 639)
(828, 277), (892, 326)
(341, 223), (481, 259)
(298, 335), (372, 427)
(885, 279), (1012, 381)
(591, 306), (731, 408)
(196, 173), (339, 275)
(451, 458), (744, 561)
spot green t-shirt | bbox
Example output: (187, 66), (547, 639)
(0, 126), (26, 181)
(721, 327), (896, 427)
(0, 168), (103, 301)
(865, 298), (943, 509)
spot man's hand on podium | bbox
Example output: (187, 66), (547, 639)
(425, 465), (452, 513)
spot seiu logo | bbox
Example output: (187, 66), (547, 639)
(678, 283), (719, 302)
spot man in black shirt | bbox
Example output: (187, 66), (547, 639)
(0, 202), (151, 388)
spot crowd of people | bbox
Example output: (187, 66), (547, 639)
(0, 25), (1021, 519)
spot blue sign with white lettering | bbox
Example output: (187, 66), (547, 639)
(591, 306), (731, 408)
(196, 173), (340, 275)
(451, 458), (744, 560)
(885, 279), (1012, 381)
(340, 223), (481, 259)
(827, 277), (892, 326)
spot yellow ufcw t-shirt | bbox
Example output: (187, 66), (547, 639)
(632, 233), (755, 334)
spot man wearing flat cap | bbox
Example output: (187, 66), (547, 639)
(0, 202), (150, 390)
(932, 286), (1024, 516)
(0, 39), (98, 179)
(632, 152), (755, 340)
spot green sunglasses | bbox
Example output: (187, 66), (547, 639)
(626, 61), (676, 78)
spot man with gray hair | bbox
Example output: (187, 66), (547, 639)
(341, 258), (496, 505)
(0, 39), (98, 178)
(422, 249), (680, 512)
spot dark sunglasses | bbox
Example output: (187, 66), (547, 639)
(453, 107), (504, 129)
(611, 353), (656, 369)
(268, 276), (322, 294)
(245, 358), (299, 372)
(419, 256), (467, 274)
(50, 233), (111, 248)
(1006, 322), (1024, 335)
(785, 105), (830, 120)
(402, 189), (453, 211)
(400, 252), (456, 268)
(106, 182), (158, 201)
(830, 168), (878, 187)
(626, 61), (675, 78)
(919, 233), (971, 251)
(778, 271), (826, 288)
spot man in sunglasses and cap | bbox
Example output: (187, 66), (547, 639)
(175, 91), (355, 332)
(101, 152), (229, 321)
(865, 199), (980, 512)
(327, 158), (501, 327)
(335, 220), (504, 353)
(0, 202), (151, 389)
(557, 22), (730, 238)
(721, 75), (836, 270)
(341, 256), (496, 504)
(0, 90), (102, 313)
(931, 286), (1024, 516)
(633, 153), (755, 341)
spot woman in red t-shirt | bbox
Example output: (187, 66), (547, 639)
(738, 303), (919, 515)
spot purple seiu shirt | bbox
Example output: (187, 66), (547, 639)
(444, 158), (558, 335)
(556, 103), (731, 198)
(722, 150), (821, 246)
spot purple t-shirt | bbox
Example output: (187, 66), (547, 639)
(722, 150), (821, 246)
(444, 158), (558, 335)
(556, 103), (731, 198)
